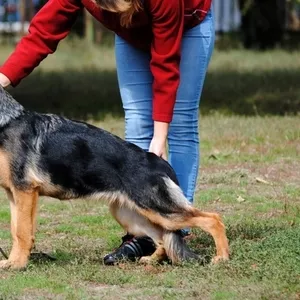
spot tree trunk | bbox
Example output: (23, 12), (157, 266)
(19, 0), (26, 36)
(239, 0), (286, 50)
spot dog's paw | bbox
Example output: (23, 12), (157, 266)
(211, 255), (229, 264)
(0, 259), (11, 269)
(139, 256), (154, 265)
(0, 259), (27, 270)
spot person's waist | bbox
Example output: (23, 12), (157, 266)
(184, 0), (212, 29)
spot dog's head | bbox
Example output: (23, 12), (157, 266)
(0, 85), (24, 127)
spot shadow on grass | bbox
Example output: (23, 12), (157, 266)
(28, 248), (93, 267)
(8, 69), (123, 121)
(6, 66), (300, 121)
(202, 68), (300, 116)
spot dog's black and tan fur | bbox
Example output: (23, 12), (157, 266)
(0, 85), (229, 270)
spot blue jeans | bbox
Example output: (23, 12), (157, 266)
(115, 10), (215, 214)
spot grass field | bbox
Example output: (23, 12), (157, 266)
(0, 39), (300, 299)
(1, 37), (300, 119)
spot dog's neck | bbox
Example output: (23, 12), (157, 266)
(0, 86), (24, 127)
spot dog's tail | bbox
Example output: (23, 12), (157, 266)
(163, 231), (199, 264)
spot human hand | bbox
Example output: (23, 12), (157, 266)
(149, 136), (167, 160)
(0, 73), (11, 87)
(149, 121), (169, 160)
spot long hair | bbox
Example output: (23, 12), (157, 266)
(95, 0), (142, 28)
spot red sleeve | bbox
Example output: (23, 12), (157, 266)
(148, 0), (184, 123)
(0, 0), (82, 86)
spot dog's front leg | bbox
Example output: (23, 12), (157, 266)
(0, 189), (39, 270)
(139, 244), (167, 265)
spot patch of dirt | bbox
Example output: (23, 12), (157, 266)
(198, 159), (300, 190)
(83, 282), (164, 300)
(20, 289), (64, 300)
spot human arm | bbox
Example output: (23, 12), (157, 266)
(0, 0), (82, 86)
(147, 0), (184, 158)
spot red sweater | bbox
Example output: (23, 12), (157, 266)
(0, 0), (212, 122)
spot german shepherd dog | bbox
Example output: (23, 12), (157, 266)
(0, 85), (229, 270)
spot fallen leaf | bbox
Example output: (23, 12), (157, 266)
(214, 197), (221, 203)
(237, 195), (246, 203)
(255, 177), (271, 185)
(208, 154), (218, 160)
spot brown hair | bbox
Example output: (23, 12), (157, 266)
(95, 0), (142, 28)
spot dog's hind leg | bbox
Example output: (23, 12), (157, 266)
(132, 177), (230, 264)
(140, 207), (229, 264)
(193, 211), (229, 264)
(109, 202), (167, 264)
(179, 209), (229, 264)
(0, 189), (39, 270)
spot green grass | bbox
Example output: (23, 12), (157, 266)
(0, 39), (300, 299)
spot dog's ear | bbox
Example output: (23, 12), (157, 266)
(0, 84), (8, 96)
(0, 85), (24, 127)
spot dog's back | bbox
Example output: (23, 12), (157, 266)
(1, 107), (182, 209)
(0, 85), (179, 202)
